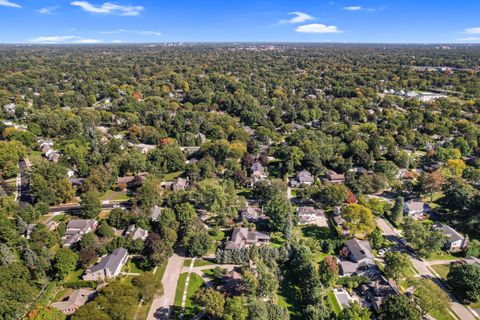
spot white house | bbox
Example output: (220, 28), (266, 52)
(403, 200), (426, 218)
(435, 223), (468, 252)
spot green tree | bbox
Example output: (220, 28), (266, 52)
(384, 251), (413, 281)
(53, 248), (78, 279)
(224, 296), (247, 320)
(342, 204), (375, 236)
(185, 230), (213, 257)
(264, 193), (291, 232)
(390, 196), (404, 224)
(317, 184), (349, 207)
(380, 294), (421, 320)
(413, 278), (449, 316)
(338, 301), (371, 320)
(79, 191), (101, 219)
(447, 263), (480, 303)
(192, 287), (225, 319)
(318, 256), (339, 287)
(132, 272), (161, 301)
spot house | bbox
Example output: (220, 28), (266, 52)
(116, 173), (147, 189)
(124, 225), (148, 241)
(83, 248), (128, 281)
(434, 223), (468, 252)
(339, 238), (375, 276)
(360, 275), (399, 312)
(51, 289), (94, 315)
(150, 206), (162, 222)
(290, 170), (314, 187)
(62, 219), (98, 247)
(3, 103), (16, 114)
(240, 206), (262, 222)
(172, 177), (189, 192)
(416, 93), (446, 102)
(403, 200), (426, 218)
(250, 161), (265, 177)
(225, 227), (270, 250)
(296, 206), (328, 227)
(325, 170), (345, 183)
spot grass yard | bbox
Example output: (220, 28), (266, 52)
(430, 309), (457, 320)
(209, 230), (225, 241)
(431, 264), (451, 280)
(123, 258), (145, 274)
(426, 252), (460, 262)
(136, 261), (168, 320)
(100, 189), (131, 201)
(184, 273), (204, 316)
(327, 290), (342, 315)
(194, 259), (214, 267)
(163, 171), (184, 181)
(174, 273), (188, 307)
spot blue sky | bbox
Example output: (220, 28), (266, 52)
(1, 0), (479, 43)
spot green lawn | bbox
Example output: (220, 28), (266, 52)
(327, 290), (342, 315)
(426, 252), (460, 262)
(64, 269), (84, 282)
(100, 189), (130, 201)
(469, 300), (480, 309)
(185, 273), (204, 309)
(209, 230), (225, 241)
(174, 273), (188, 307)
(431, 264), (451, 280)
(163, 171), (184, 181)
(430, 309), (457, 320)
(194, 259), (214, 267)
(123, 258), (145, 274)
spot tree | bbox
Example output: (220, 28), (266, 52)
(390, 196), (404, 224)
(79, 191), (101, 218)
(384, 251), (413, 281)
(0, 263), (37, 320)
(185, 230), (213, 257)
(402, 218), (446, 257)
(338, 301), (371, 320)
(413, 279), (449, 316)
(419, 171), (443, 202)
(380, 294), (421, 320)
(368, 228), (386, 249)
(132, 272), (161, 301)
(134, 176), (163, 212)
(447, 263), (480, 303)
(318, 256), (339, 287)
(30, 160), (74, 205)
(53, 248), (78, 279)
(96, 221), (115, 238)
(317, 184), (349, 207)
(192, 288), (225, 319)
(342, 204), (375, 236)
(224, 296), (247, 320)
(264, 193), (291, 232)
(28, 307), (66, 320)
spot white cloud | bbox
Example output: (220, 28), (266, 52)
(70, 1), (144, 16)
(0, 0), (21, 8)
(28, 35), (103, 44)
(283, 11), (315, 24)
(74, 38), (102, 43)
(38, 7), (57, 14)
(112, 40), (123, 43)
(465, 27), (480, 34)
(343, 6), (362, 11)
(458, 36), (479, 41)
(100, 29), (161, 36)
(296, 23), (341, 33)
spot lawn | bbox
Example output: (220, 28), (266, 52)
(184, 273), (204, 316)
(430, 309), (457, 320)
(52, 288), (72, 303)
(36, 282), (58, 307)
(174, 273), (188, 307)
(163, 171), (184, 181)
(194, 259), (214, 267)
(426, 252), (460, 262)
(209, 230), (225, 241)
(294, 225), (338, 265)
(100, 189), (130, 201)
(123, 258), (145, 274)
(431, 264), (451, 280)
(327, 290), (342, 315)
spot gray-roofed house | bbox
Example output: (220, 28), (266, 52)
(51, 288), (94, 315)
(62, 219), (98, 247)
(83, 247), (128, 281)
(240, 206), (261, 222)
(150, 206), (162, 222)
(360, 275), (399, 312)
(403, 200), (426, 218)
(250, 161), (265, 177)
(290, 170), (314, 187)
(297, 206), (328, 227)
(172, 177), (189, 192)
(124, 225), (148, 241)
(434, 223), (468, 252)
(225, 227), (270, 250)
(339, 238), (375, 276)
(325, 170), (345, 183)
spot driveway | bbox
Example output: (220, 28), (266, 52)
(147, 253), (185, 320)
(375, 217), (478, 320)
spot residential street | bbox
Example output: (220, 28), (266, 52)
(147, 253), (185, 320)
(375, 217), (478, 320)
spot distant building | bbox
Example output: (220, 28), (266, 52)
(403, 200), (426, 218)
(250, 161), (265, 177)
(124, 225), (148, 241)
(225, 227), (270, 250)
(416, 93), (446, 102)
(290, 170), (314, 187)
(150, 206), (162, 222)
(339, 238), (375, 276)
(297, 206), (328, 227)
(51, 288), (94, 315)
(62, 219), (98, 247)
(434, 223), (468, 252)
(240, 205), (262, 222)
(325, 170), (345, 184)
(172, 177), (189, 192)
(83, 248), (128, 281)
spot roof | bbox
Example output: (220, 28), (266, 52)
(150, 206), (162, 221)
(251, 161), (264, 174)
(326, 170), (345, 181)
(225, 227), (270, 250)
(51, 288), (94, 314)
(404, 200), (425, 212)
(436, 223), (464, 243)
(66, 219), (97, 231)
(87, 247), (128, 274)
(296, 170), (314, 182)
(346, 238), (374, 262)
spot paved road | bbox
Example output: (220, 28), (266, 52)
(375, 217), (478, 320)
(49, 201), (130, 214)
(147, 253), (185, 320)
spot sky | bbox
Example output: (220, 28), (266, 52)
(0, 0), (480, 44)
